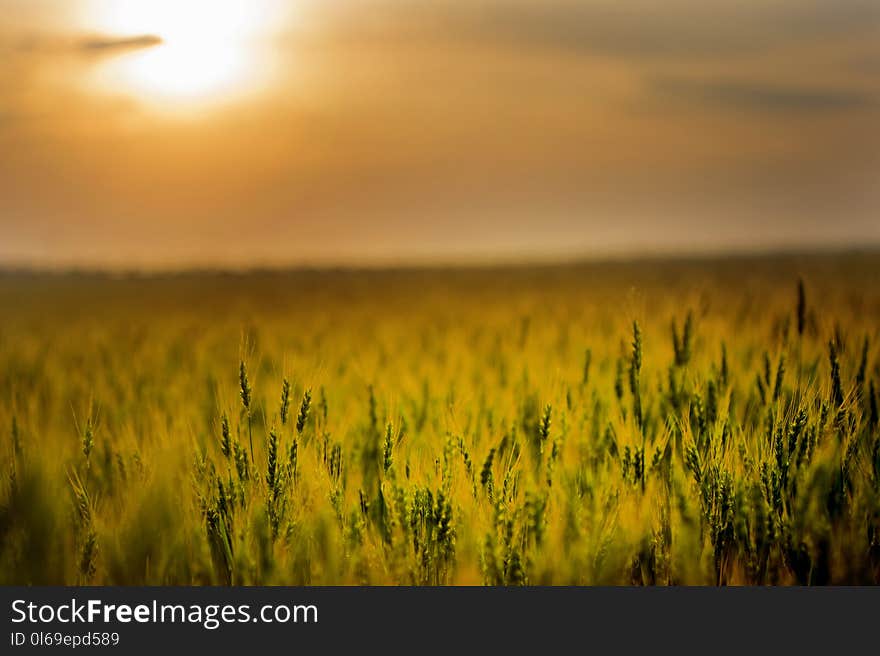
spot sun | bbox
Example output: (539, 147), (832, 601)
(87, 0), (285, 110)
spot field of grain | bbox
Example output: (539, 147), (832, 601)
(1, 253), (879, 585)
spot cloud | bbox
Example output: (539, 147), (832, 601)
(3, 33), (162, 57)
(77, 34), (163, 53)
(0, 31), (161, 130)
(314, 0), (880, 60)
(648, 76), (878, 112)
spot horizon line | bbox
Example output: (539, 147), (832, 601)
(1, 243), (879, 278)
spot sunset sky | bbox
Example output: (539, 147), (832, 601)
(1, 0), (879, 269)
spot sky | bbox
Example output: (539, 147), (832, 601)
(1, 0), (878, 269)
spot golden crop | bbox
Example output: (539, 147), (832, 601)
(1, 254), (878, 584)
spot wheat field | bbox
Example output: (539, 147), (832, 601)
(1, 253), (878, 585)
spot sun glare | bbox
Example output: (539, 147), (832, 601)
(88, 0), (285, 111)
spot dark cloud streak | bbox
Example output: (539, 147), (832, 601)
(4, 33), (162, 56)
(649, 76), (878, 112)
(78, 34), (163, 53)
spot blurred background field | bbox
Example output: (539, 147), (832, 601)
(1, 251), (879, 585)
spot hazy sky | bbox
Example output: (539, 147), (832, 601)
(1, 0), (879, 268)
